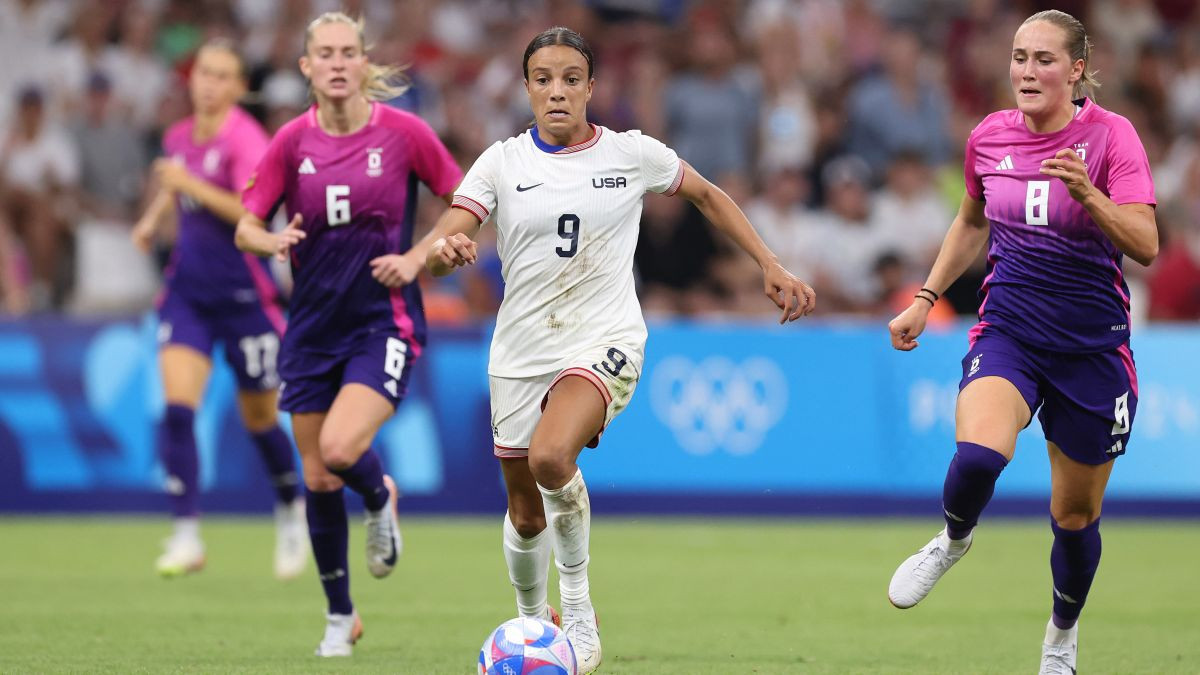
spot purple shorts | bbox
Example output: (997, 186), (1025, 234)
(157, 290), (285, 391)
(959, 331), (1138, 464)
(277, 331), (415, 414)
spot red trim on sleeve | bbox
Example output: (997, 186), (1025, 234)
(452, 195), (489, 221)
(664, 163), (685, 196)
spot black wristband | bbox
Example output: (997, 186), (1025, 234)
(914, 293), (935, 308)
(918, 287), (940, 301)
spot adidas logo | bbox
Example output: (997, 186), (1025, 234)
(995, 154), (1014, 171)
(298, 157), (316, 174)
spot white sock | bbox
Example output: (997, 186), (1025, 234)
(538, 469), (591, 611)
(502, 512), (552, 618)
(174, 517), (200, 541)
(1045, 618), (1076, 644)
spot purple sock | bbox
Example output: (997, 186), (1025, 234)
(159, 404), (199, 518)
(942, 441), (1009, 539)
(250, 427), (299, 504)
(307, 489), (353, 615)
(1050, 518), (1102, 629)
(328, 451), (388, 512)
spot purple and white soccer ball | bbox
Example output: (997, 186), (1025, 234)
(478, 616), (577, 675)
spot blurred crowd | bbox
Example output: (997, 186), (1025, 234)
(2, 0), (1200, 323)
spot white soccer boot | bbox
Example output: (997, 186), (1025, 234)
(1039, 620), (1078, 675)
(315, 612), (363, 657)
(888, 527), (972, 608)
(155, 533), (206, 578)
(562, 603), (601, 674)
(364, 475), (402, 578)
(274, 499), (308, 580)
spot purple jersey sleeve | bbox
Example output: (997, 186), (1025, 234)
(1101, 114), (1155, 206)
(242, 118), (300, 220)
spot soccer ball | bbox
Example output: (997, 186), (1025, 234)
(477, 616), (577, 675)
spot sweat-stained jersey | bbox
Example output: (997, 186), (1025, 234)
(162, 106), (277, 311)
(964, 98), (1156, 353)
(452, 124), (684, 377)
(242, 103), (462, 358)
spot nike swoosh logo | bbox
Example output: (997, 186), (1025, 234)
(516, 183), (543, 192)
(382, 536), (398, 567)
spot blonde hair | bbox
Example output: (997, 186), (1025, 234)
(303, 12), (409, 101)
(1023, 9), (1100, 99)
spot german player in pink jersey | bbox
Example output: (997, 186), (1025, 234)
(884, 11), (1158, 673)
(236, 13), (462, 657)
(132, 41), (306, 581)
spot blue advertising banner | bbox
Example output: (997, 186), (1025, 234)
(0, 316), (1196, 514)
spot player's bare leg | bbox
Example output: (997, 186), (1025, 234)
(320, 384), (401, 578)
(528, 376), (606, 673)
(1040, 442), (1112, 674)
(155, 346), (211, 577)
(501, 458), (557, 625)
(889, 376), (1026, 607)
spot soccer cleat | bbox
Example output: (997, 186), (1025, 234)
(888, 527), (972, 608)
(315, 612), (363, 657)
(1039, 620), (1079, 675)
(274, 499), (308, 580)
(562, 605), (601, 674)
(155, 534), (206, 578)
(364, 474), (402, 578)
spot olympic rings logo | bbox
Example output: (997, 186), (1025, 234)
(649, 356), (788, 456)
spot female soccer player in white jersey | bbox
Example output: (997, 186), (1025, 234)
(424, 27), (814, 674)
(235, 13), (463, 657)
(884, 11), (1157, 674)
(131, 41), (307, 580)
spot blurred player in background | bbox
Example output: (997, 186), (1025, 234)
(132, 40), (306, 581)
(425, 27), (814, 674)
(236, 12), (462, 657)
(884, 11), (1157, 674)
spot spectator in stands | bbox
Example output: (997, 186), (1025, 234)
(872, 149), (953, 273)
(72, 73), (148, 221)
(663, 20), (759, 180)
(808, 155), (881, 313)
(846, 27), (952, 176)
(0, 85), (78, 310)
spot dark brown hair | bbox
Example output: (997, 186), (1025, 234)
(522, 27), (594, 80)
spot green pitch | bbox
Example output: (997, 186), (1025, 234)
(0, 517), (1196, 673)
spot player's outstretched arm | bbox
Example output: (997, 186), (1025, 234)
(131, 188), (176, 253)
(154, 158), (246, 226)
(888, 194), (988, 351)
(1039, 148), (1158, 266)
(424, 205), (481, 277)
(672, 160), (815, 323)
(235, 211), (305, 262)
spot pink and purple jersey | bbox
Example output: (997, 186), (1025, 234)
(964, 98), (1156, 352)
(241, 103), (462, 356)
(162, 107), (279, 314)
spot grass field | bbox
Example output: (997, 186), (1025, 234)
(0, 517), (1196, 674)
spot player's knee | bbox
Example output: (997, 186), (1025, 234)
(509, 510), (547, 538)
(318, 433), (362, 471)
(1051, 505), (1099, 531)
(301, 457), (343, 492)
(527, 447), (575, 488)
(239, 405), (276, 433)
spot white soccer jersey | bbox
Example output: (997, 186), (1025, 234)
(453, 125), (684, 377)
